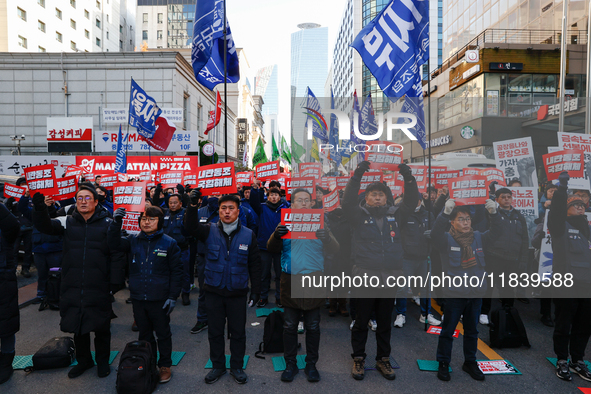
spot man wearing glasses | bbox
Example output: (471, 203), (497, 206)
(32, 184), (126, 379)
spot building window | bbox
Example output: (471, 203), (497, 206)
(84, 9), (89, 19)
(38, 0), (45, 8)
(96, 37), (101, 47)
(143, 13), (148, 23)
(106, 31), (109, 39)
(70, 41), (76, 50)
(158, 13), (163, 23)
(142, 30), (148, 40)
(96, 18), (101, 28)
(119, 25), (123, 33)
(119, 40), (123, 49)
(157, 30), (163, 39)
(38, 46), (46, 52)
(38, 20), (46, 33)
(56, 8), (62, 19)
(56, 31), (62, 42)
(70, 19), (76, 30)
(70, 0), (76, 9)
(96, 1), (101, 10)
(106, 14), (109, 23)
(183, 94), (190, 130)
(85, 30), (89, 38)
(18, 35), (27, 48)
(17, 7), (26, 21)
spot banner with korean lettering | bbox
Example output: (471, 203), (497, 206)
(359, 172), (383, 194)
(122, 211), (141, 235)
(386, 176), (404, 197)
(255, 160), (280, 181)
(323, 189), (340, 212)
(64, 165), (86, 178)
(158, 171), (184, 189)
(462, 168), (481, 176)
(280, 209), (324, 240)
(286, 177), (316, 201)
(558, 132), (591, 190)
(434, 170), (461, 187)
(54, 176), (78, 200)
(366, 141), (403, 171)
(543, 149), (585, 181)
(113, 182), (147, 212)
(197, 162), (237, 196)
(236, 172), (254, 186)
(24, 164), (58, 196)
(506, 186), (539, 246)
(479, 168), (507, 186)
(336, 176), (349, 190)
(183, 174), (197, 186)
(319, 177), (337, 191)
(3, 184), (26, 201)
(100, 174), (119, 190)
(449, 175), (488, 205)
(405, 165), (429, 192)
(298, 163), (322, 180)
(128, 79), (162, 139)
(493, 137), (537, 187)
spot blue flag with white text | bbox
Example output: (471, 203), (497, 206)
(128, 78), (162, 140)
(115, 125), (127, 174)
(329, 87), (341, 166)
(305, 87), (329, 142)
(192, 0), (240, 90)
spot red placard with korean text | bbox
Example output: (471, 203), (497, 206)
(197, 162), (237, 196)
(236, 171), (255, 186)
(64, 165), (87, 178)
(3, 184), (26, 201)
(462, 168), (481, 176)
(280, 209), (324, 240)
(113, 182), (147, 212)
(479, 168), (507, 186)
(255, 161), (280, 181)
(24, 164), (58, 196)
(298, 163), (322, 179)
(543, 149), (585, 181)
(99, 174), (118, 190)
(323, 189), (340, 212)
(366, 141), (403, 171)
(387, 176), (404, 197)
(122, 211), (141, 235)
(286, 177), (316, 201)
(336, 176), (349, 190)
(158, 171), (184, 189)
(54, 176), (78, 200)
(434, 170), (461, 186)
(183, 174), (197, 186)
(359, 172), (383, 194)
(449, 175), (488, 205)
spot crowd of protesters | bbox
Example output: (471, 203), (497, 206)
(0, 161), (590, 388)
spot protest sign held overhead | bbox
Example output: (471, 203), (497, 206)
(359, 172), (383, 194)
(366, 141), (403, 171)
(434, 170), (461, 186)
(100, 174), (118, 190)
(449, 175), (488, 205)
(286, 177), (316, 201)
(543, 149), (585, 181)
(159, 171), (184, 189)
(236, 172), (255, 186)
(255, 160), (280, 181)
(280, 209), (324, 240)
(197, 162), (237, 196)
(493, 137), (537, 187)
(3, 184), (26, 201)
(24, 164), (58, 196)
(298, 163), (322, 180)
(323, 189), (340, 212)
(113, 181), (147, 212)
(54, 176), (77, 200)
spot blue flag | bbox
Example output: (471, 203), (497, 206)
(129, 78), (162, 140)
(351, 0), (429, 149)
(115, 125), (127, 174)
(191, 0), (240, 90)
(358, 94), (379, 160)
(304, 87), (329, 142)
(329, 87), (341, 166)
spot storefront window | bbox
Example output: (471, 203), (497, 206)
(532, 74), (557, 93)
(508, 74), (532, 92)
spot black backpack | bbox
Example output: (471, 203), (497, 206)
(28, 337), (75, 371)
(40, 268), (61, 311)
(255, 310), (285, 359)
(489, 306), (531, 348)
(116, 341), (159, 394)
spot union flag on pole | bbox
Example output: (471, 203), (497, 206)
(205, 91), (222, 135)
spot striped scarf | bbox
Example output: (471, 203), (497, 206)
(449, 226), (476, 269)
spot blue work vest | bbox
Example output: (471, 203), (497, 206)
(163, 208), (187, 248)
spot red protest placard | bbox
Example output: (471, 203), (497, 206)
(3, 184), (26, 201)
(280, 209), (324, 240)
(197, 162), (237, 196)
(286, 177), (316, 201)
(255, 161), (280, 181)
(138, 171), (153, 182)
(366, 141), (403, 171)
(64, 165), (87, 178)
(387, 177), (404, 197)
(429, 166), (448, 173)
(479, 168), (507, 186)
(122, 211), (141, 235)
(159, 171), (184, 189)
(54, 176), (78, 200)
(99, 174), (118, 190)
(543, 149), (585, 180)
(113, 182), (147, 212)
(434, 170), (461, 187)
(323, 189), (340, 212)
(449, 175), (488, 205)
(183, 174), (197, 186)
(359, 172), (383, 194)
(298, 163), (322, 179)
(236, 171), (254, 186)
(336, 176), (349, 190)
(24, 164), (58, 196)
(426, 325), (459, 338)
(462, 168), (481, 176)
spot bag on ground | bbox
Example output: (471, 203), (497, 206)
(255, 310), (285, 359)
(31, 336), (75, 370)
(489, 306), (531, 348)
(116, 340), (159, 394)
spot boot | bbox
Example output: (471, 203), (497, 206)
(338, 299), (349, 317)
(0, 353), (15, 384)
(351, 357), (365, 380)
(328, 299), (338, 317)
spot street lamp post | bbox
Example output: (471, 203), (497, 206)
(559, 0), (569, 133)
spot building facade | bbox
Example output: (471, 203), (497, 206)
(0, 0), (136, 53)
(290, 23), (328, 99)
(136, 0), (194, 49)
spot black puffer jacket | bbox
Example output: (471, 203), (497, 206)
(0, 203), (21, 337)
(33, 204), (126, 336)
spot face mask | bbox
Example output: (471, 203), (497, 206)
(98, 194), (106, 203)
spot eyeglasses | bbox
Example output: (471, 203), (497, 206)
(455, 217), (471, 223)
(140, 217), (158, 223)
(294, 199), (311, 204)
(571, 203), (585, 209)
(76, 196), (93, 202)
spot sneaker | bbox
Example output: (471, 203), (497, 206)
(276, 301), (283, 308)
(368, 319), (377, 331)
(256, 298), (268, 308)
(21, 267), (31, 278)
(204, 368), (227, 384)
(569, 360), (591, 382)
(349, 320), (355, 331)
(412, 296), (421, 306)
(556, 359), (572, 381)
(298, 321), (305, 334)
(31, 296), (45, 305)
(441, 314), (444, 323)
(304, 363), (320, 382)
(181, 292), (190, 306)
(394, 315), (406, 328)
(131, 321), (139, 332)
(351, 357), (365, 380)
(540, 314), (554, 327)
(159, 367), (172, 383)
(479, 314), (489, 325)
(462, 361), (485, 381)
(125, 297), (132, 304)
(437, 361), (451, 381)
(375, 357), (396, 380)
(420, 314), (441, 326)
(191, 321), (208, 334)
(281, 362), (299, 382)
(230, 368), (248, 384)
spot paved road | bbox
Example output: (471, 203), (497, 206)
(6, 279), (591, 394)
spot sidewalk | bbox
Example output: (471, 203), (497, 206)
(18, 282), (37, 309)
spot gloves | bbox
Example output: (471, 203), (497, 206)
(488, 180), (498, 194)
(443, 199), (455, 215)
(176, 184), (185, 195)
(110, 283), (124, 295)
(249, 293), (260, 307)
(32, 192), (46, 210)
(398, 163), (413, 181)
(485, 199), (497, 215)
(185, 184), (192, 193)
(190, 188), (202, 205)
(354, 161), (371, 178)
(315, 228), (329, 242)
(113, 207), (126, 224)
(162, 299), (176, 316)
(558, 171), (570, 187)
(423, 230), (431, 240)
(4, 197), (15, 208)
(274, 224), (289, 239)
(120, 229), (129, 237)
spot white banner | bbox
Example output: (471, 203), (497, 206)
(0, 156), (76, 177)
(95, 129), (200, 152)
(493, 137), (538, 188)
(102, 108), (183, 125)
(507, 187), (538, 247)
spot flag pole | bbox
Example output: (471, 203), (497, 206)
(425, 57), (433, 333)
(223, 0), (228, 163)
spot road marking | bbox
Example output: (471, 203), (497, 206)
(430, 299), (502, 360)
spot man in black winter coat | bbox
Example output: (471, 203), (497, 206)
(32, 185), (126, 379)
